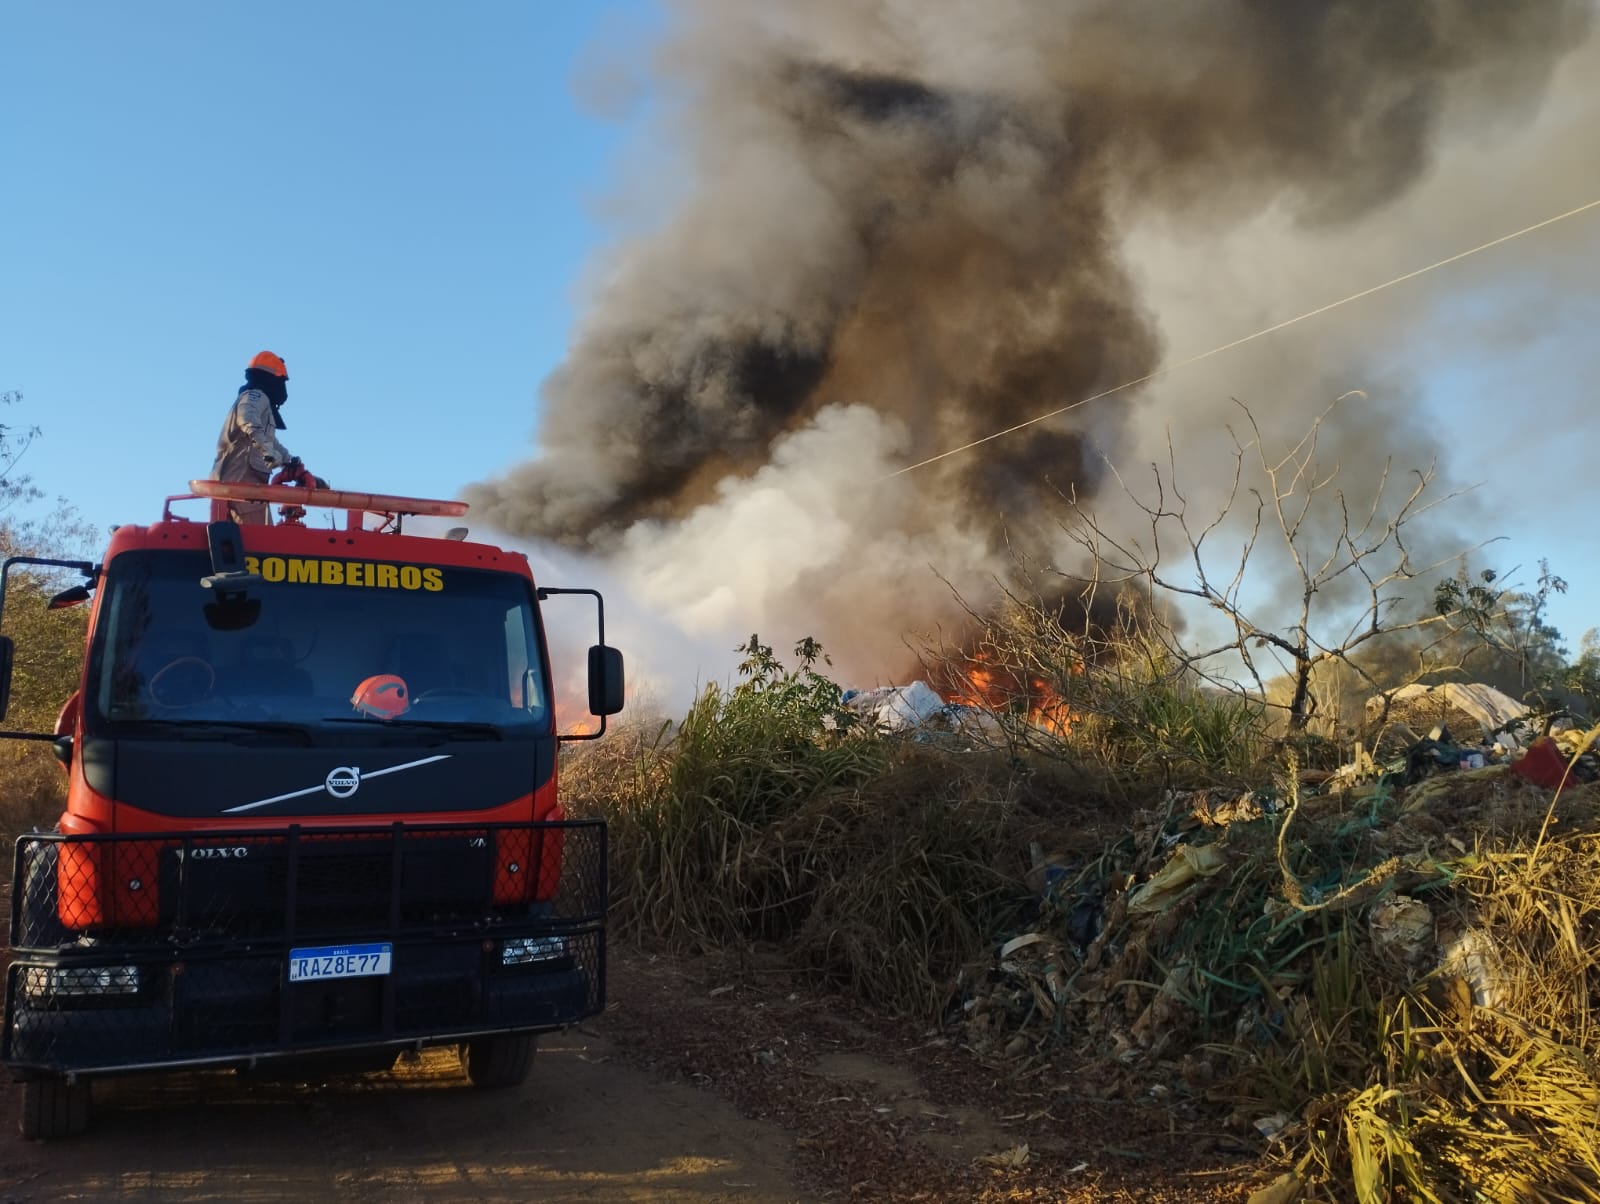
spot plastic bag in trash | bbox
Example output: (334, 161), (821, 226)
(1437, 927), (1506, 1010)
(1511, 735), (1572, 789)
(1127, 844), (1226, 914)
(846, 680), (947, 730)
(1368, 896), (1433, 965)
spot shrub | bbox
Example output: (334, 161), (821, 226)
(0, 524), (93, 841)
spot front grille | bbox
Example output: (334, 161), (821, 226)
(3, 821), (606, 1073)
(165, 832), (497, 939)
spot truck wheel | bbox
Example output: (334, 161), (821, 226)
(19, 1076), (93, 1140)
(462, 1034), (537, 1089)
(18, 842), (69, 950)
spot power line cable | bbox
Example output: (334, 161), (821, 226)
(880, 195), (1600, 480)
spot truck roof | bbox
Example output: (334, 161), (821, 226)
(98, 484), (533, 576)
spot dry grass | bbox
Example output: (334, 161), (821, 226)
(566, 698), (1069, 1015)
(540, 637), (1600, 1200)
(0, 744), (67, 844)
(752, 745), (1041, 1014)
(1285, 823), (1600, 1204)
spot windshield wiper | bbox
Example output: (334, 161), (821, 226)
(110, 719), (315, 746)
(324, 717), (506, 742)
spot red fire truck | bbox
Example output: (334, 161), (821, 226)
(0, 479), (623, 1138)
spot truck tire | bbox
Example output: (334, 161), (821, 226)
(19, 1076), (93, 1140)
(462, 1034), (537, 1089)
(17, 841), (69, 950)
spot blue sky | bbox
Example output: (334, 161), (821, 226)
(4, 1), (1598, 667)
(3, 0), (656, 533)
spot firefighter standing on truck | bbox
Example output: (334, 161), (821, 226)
(212, 350), (297, 525)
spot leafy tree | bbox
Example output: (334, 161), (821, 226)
(1558, 629), (1600, 717)
(0, 392), (98, 834)
(731, 634), (857, 738)
(1434, 559), (1565, 664)
(1431, 560), (1587, 724)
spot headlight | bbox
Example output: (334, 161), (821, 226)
(501, 936), (568, 966)
(23, 965), (141, 1000)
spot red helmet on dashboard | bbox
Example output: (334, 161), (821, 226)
(351, 674), (409, 721)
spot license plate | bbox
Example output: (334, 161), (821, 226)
(288, 942), (392, 982)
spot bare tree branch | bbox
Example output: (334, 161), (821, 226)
(1061, 392), (1483, 735)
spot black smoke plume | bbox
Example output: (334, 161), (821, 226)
(470, 1), (1590, 677)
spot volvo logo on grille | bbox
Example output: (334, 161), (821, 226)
(224, 754), (450, 815)
(325, 766), (362, 798)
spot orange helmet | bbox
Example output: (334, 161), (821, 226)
(249, 350), (289, 379)
(351, 674), (410, 721)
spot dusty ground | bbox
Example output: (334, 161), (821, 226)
(0, 949), (1265, 1202)
(598, 951), (1262, 1202)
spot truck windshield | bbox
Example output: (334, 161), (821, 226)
(85, 550), (551, 739)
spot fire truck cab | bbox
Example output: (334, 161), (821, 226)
(0, 481), (623, 1139)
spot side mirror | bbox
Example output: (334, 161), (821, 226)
(47, 584), (93, 610)
(0, 634), (13, 722)
(587, 645), (625, 717)
(538, 586), (624, 740)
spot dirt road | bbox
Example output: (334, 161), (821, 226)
(0, 1032), (810, 1203)
(0, 952), (1256, 1202)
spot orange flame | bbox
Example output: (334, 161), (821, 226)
(553, 677), (636, 737)
(941, 651), (1074, 735)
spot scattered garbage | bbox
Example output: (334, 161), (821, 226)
(1128, 960), (1195, 1048)
(1329, 706), (1599, 793)
(1253, 1112), (1292, 1145)
(1186, 789), (1280, 827)
(1436, 925), (1507, 1010)
(998, 932), (1055, 961)
(1511, 735), (1572, 788)
(1024, 841), (1073, 900)
(843, 681), (946, 730)
(1247, 1158), (1312, 1204)
(909, 675), (1600, 1198)
(1368, 896), (1433, 967)
(1126, 843), (1225, 914)
(956, 739), (1600, 1088)
(842, 680), (1003, 741)
(1368, 682), (1529, 750)
(976, 1143), (1031, 1169)
(1507, 724), (1600, 789)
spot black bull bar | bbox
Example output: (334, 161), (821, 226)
(3, 821), (606, 1075)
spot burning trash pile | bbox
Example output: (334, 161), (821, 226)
(841, 680), (1007, 744)
(955, 733), (1600, 1199)
(841, 661), (1075, 744)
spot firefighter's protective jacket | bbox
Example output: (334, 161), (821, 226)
(212, 388), (293, 480)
